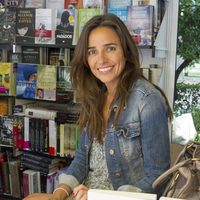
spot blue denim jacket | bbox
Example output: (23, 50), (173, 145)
(60, 78), (170, 193)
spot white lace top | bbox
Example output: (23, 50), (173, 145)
(84, 138), (113, 190)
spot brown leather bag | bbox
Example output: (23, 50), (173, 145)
(152, 141), (200, 199)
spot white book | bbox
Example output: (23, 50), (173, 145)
(25, 107), (57, 120)
(49, 120), (57, 156)
(159, 198), (184, 200)
(88, 189), (157, 200)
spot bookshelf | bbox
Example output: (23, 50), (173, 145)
(0, 0), (179, 199)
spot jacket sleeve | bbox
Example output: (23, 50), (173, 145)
(58, 129), (89, 187)
(135, 92), (171, 193)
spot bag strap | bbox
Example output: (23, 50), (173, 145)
(173, 141), (200, 164)
(152, 159), (192, 189)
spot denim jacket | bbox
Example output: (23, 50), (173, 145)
(59, 78), (170, 194)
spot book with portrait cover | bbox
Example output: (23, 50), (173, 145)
(16, 8), (35, 44)
(36, 64), (57, 101)
(35, 8), (56, 45)
(0, 7), (16, 44)
(56, 9), (76, 47)
(127, 5), (154, 47)
(16, 63), (37, 99)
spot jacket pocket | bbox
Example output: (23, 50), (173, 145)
(116, 122), (142, 161)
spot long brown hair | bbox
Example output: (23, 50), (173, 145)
(70, 14), (169, 142)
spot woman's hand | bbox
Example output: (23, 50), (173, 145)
(73, 184), (89, 200)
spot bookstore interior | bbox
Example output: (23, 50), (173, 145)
(0, 0), (199, 200)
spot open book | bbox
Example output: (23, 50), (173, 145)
(88, 189), (157, 200)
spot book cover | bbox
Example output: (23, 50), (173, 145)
(108, 0), (131, 9)
(56, 65), (73, 103)
(64, 0), (79, 9)
(78, 8), (101, 36)
(21, 46), (40, 64)
(46, 0), (65, 22)
(16, 8), (35, 44)
(127, 5), (154, 47)
(0, 115), (14, 145)
(0, 62), (11, 95)
(25, 107), (57, 120)
(47, 47), (65, 66)
(88, 189), (157, 200)
(9, 160), (21, 198)
(107, 7), (128, 25)
(36, 64), (57, 101)
(55, 9), (75, 46)
(0, 7), (16, 44)
(25, 0), (45, 8)
(83, 0), (104, 8)
(5, 0), (25, 8)
(35, 8), (56, 45)
(16, 63), (37, 99)
(0, 98), (8, 115)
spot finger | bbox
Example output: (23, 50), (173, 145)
(73, 184), (88, 196)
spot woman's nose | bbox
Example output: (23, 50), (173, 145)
(98, 51), (107, 63)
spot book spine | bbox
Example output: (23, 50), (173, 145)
(48, 120), (57, 156)
(25, 108), (57, 120)
(24, 117), (30, 150)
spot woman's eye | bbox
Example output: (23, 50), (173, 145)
(88, 49), (96, 55)
(107, 46), (116, 52)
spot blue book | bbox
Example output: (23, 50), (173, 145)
(16, 63), (37, 99)
(107, 7), (128, 25)
(108, 0), (131, 9)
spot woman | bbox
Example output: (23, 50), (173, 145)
(24, 13), (172, 200)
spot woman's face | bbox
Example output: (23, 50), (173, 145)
(87, 27), (126, 90)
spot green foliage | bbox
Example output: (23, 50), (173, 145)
(174, 82), (200, 141)
(177, 0), (200, 62)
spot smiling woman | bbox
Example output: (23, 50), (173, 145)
(24, 13), (172, 200)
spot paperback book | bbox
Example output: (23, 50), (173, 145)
(16, 63), (37, 99)
(56, 65), (73, 102)
(0, 62), (11, 95)
(21, 46), (40, 64)
(78, 8), (101, 36)
(36, 64), (57, 101)
(35, 8), (56, 45)
(127, 5), (154, 47)
(0, 7), (16, 44)
(16, 8), (36, 44)
(56, 9), (76, 46)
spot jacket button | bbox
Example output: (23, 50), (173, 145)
(124, 129), (128, 137)
(115, 172), (121, 177)
(113, 106), (118, 112)
(111, 124), (115, 129)
(109, 149), (115, 155)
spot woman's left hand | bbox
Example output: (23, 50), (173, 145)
(73, 184), (88, 200)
